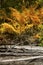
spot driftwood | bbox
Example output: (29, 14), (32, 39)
(0, 56), (43, 62)
(0, 45), (43, 56)
(0, 45), (43, 63)
(0, 45), (43, 50)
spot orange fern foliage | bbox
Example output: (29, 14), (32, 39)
(39, 8), (43, 16)
(9, 7), (25, 24)
(22, 6), (41, 25)
(29, 7), (41, 24)
(22, 7), (30, 21)
(30, 15), (40, 24)
(38, 8), (43, 21)
(9, 7), (41, 25)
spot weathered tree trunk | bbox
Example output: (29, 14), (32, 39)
(0, 45), (43, 65)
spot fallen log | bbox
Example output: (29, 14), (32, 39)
(0, 45), (43, 51)
(0, 45), (43, 56)
(0, 56), (43, 62)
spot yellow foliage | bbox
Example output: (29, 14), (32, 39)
(33, 34), (40, 38)
(0, 23), (20, 34)
(0, 7), (42, 34)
